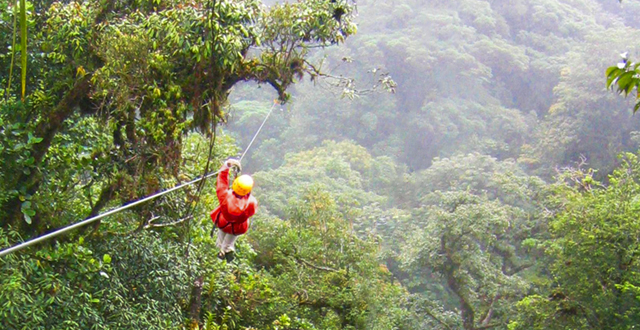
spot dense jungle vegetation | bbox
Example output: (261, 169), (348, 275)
(2, 0), (640, 329)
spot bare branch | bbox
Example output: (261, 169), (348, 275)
(290, 244), (339, 272)
(294, 255), (340, 272)
(475, 323), (501, 330)
(480, 295), (500, 326)
(303, 59), (396, 98)
(505, 263), (534, 276)
(144, 215), (193, 229)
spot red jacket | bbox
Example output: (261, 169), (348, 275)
(210, 165), (257, 235)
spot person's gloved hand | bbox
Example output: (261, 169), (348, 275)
(225, 158), (242, 171)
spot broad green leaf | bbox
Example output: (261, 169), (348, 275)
(605, 66), (619, 78)
(616, 71), (636, 94)
(624, 78), (638, 96)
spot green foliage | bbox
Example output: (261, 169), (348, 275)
(399, 154), (549, 329)
(0, 101), (42, 224)
(4, 1), (18, 100)
(230, 0), (640, 178)
(253, 140), (402, 219)
(529, 24), (640, 177)
(0, 228), (191, 329)
(246, 188), (417, 330)
(0, 0), (359, 231)
(0, 125), (418, 329)
(5, 0), (640, 329)
(607, 55), (640, 113)
(511, 153), (640, 329)
(412, 153), (547, 210)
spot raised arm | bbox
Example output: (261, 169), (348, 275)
(216, 163), (230, 201)
(216, 159), (242, 201)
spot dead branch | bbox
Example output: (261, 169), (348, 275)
(144, 215), (193, 229)
(294, 256), (340, 272)
(290, 244), (339, 272)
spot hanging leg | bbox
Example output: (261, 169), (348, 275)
(216, 230), (227, 260)
(221, 233), (238, 253)
(216, 230), (238, 261)
(224, 233), (238, 262)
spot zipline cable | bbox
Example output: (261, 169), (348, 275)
(240, 101), (276, 162)
(0, 100), (279, 258)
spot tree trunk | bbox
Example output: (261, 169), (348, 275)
(446, 266), (476, 330)
(443, 236), (477, 330)
(188, 275), (204, 327)
(88, 179), (120, 233)
(1, 75), (92, 230)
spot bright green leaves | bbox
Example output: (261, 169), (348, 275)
(42, 1), (93, 66)
(249, 188), (416, 329)
(512, 152), (640, 329)
(262, 0), (355, 47)
(0, 229), (186, 329)
(0, 101), (48, 226)
(2, 0), (359, 230)
(27, 132), (42, 145)
(606, 56), (640, 113)
(140, 1), (259, 66)
(253, 0), (357, 101)
(20, 200), (35, 224)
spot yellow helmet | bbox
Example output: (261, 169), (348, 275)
(232, 175), (253, 196)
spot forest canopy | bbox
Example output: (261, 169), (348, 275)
(2, 0), (640, 329)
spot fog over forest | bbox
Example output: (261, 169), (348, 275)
(2, 0), (640, 329)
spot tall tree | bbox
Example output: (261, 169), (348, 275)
(400, 154), (548, 329)
(0, 0), (358, 233)
(512, 153), (640, 329)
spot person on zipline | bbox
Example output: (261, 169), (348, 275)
(210, 158), (257, 262)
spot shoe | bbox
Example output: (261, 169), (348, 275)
(224, 251), (235, 263)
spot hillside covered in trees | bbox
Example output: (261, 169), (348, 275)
(2, 0), (640, 329)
